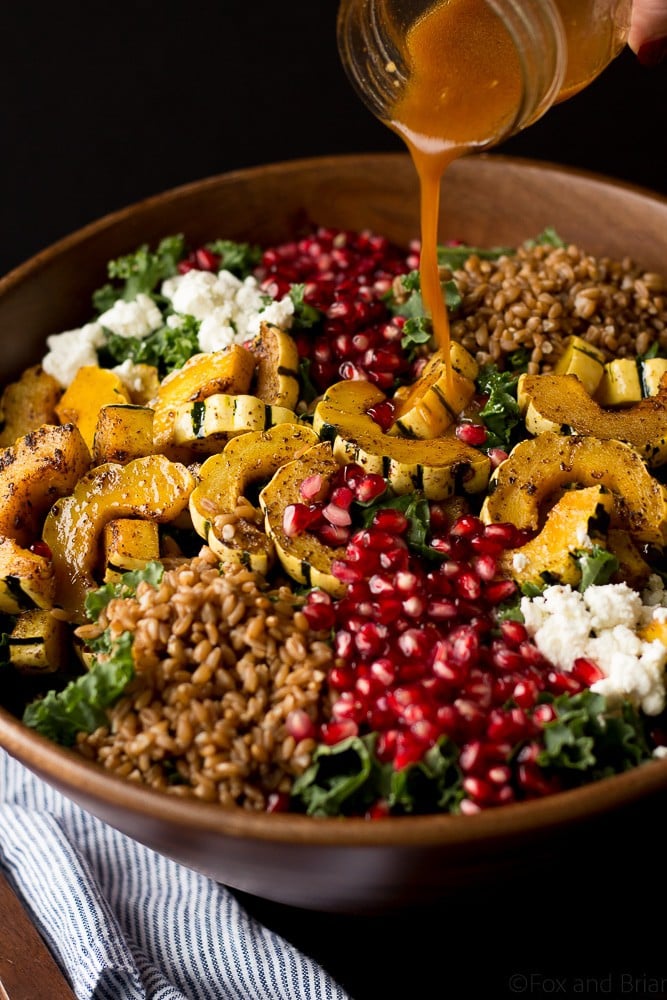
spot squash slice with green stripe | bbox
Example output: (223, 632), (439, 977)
(313, 380), (490, 500)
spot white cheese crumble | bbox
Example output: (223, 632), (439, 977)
(161, 268), (294, 353)
(97, 293), (163, 340)
(520, 580), (667, 716)
(41, 322), (106, 387)
(111, 359), (150, 396)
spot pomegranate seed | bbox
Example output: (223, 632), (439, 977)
(331, 560), (365, 583)
(455, 422), (488, 447)
(299, 473), (329, 502)
(320, 720), (359, 745)
(366, 800), (391, 819)
(463, 776), (496, 803)
(194, 247), (219, 270)
(500, 620), (529, 647)
(372, 509), (409, 534)
(302, 601), (336, 631)
(512, 679), (540, 709)
(450, 515), (484, 538)
(266, 792), (290, 813)
(547, 670), (584, 695)
(355, 474), (387, 503)
(532, 703), (557, 725)
(394, 732), (426, 770)
(317, 523), (351, 547)
(30, 540), (52, 559)
(323, 502), (352, 527)
(367, 400), (397, 431)
(286, 709), (316, 742)
(571, 657), (605, 685)
(484, 580), (518, 605)
(283, 503), (318, 537)
(482, 523), (518, 547)
(488, 447), (509, 468)
(459, 799), (483, 815)
(472, 554), (497, 581)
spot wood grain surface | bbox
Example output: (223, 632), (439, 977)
(0, 869), (75, 1000)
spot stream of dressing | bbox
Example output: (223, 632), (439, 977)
(387, 0), (523, 387)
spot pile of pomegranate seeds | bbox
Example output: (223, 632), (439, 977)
(256, 226), (416, 392)
(299, 492), (591, 813)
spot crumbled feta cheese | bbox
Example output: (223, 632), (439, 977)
(246, 294), (295, 337)
(161, 268), (294, 353)
(41, 322), (106, 387)
(512, 552), (528, 572)
(653, 745), (667, 760)
(521, 582), (667, 716)
(575, 524), (592, 548)
(111, 359), (150, 396)
(97, 293), (163, 340)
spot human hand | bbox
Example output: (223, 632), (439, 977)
(629, 0), (667, 64)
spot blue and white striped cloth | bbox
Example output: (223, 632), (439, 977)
(0, 749), (350, 1000)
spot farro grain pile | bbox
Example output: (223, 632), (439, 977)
(75, 547), (333, 810)
(447, 242), (667, 373)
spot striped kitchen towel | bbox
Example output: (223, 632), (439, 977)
(0, 749), (350, 1000)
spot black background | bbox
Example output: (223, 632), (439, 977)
(1, 1), (667, 278)
(3, 3), (667, 998)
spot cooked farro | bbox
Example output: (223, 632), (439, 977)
(445, 242), (667, 373)
(75, 546), (332, 810)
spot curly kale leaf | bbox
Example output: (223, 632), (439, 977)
(101, 315), (200, 377)
(93, 234), (186, 310)
(575, 545), (620, 592)
(537, 690), (651, 781)
(22, 631), (135, 746)
(291, 733), (463, 816)
(476, 364), (521, 450)
(437, 242), (514, 270)
(205, 238), (261, 278)
(84, 561), (164, 622)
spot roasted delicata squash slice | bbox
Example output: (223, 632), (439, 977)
(389, 344), (478, 439)
(102, 518), (160, 582)
(605, 528), (652, 588)
(55, 365), (131, 450)
(480, 432), (667, 546)
(0, 423), (90, 547)
(0, 365), (62, 447)
(259, 442), (347, 596)
(172, 394), (298, 450)
(248, 323), (300, 409)
(92, 404), (155, 465)
(151, 345), (256, 449)
(553, 335), (606, 395)
(6, 609), (70, 673)
(313, 380), (490, 499)
(499, 486), (615, 589)
(42, 454), (195, 621)
(518, 372), (667, 467)
(0, 536), (55, 614)
(190, 423), (318, 573)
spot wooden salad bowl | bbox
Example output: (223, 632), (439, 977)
(1, 152), (667, 912)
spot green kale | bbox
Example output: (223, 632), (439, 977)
(386, 738), (463, 814)
(292, 734), (380, 816)
(575, 545), (620, 592)
(401, 316), (433, 352)
(289, 283), (322, 329)
(101, 315), (200, 377)
(390, 270), (462, 322)
(205, 238), (261, 278)
(84, 560), (164, 622)
(22, 630), (135, 746)
(523, 226), (566, 250)
(298, 357), (320, 405)
(291, 733), (464, 817)
(437, 242), (514, 270)
(93, 234), (186, 310)
(476, 364), (521, 450)
(537, 690), (651, 781)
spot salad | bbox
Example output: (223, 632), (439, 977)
(1, 223), (666, 818)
